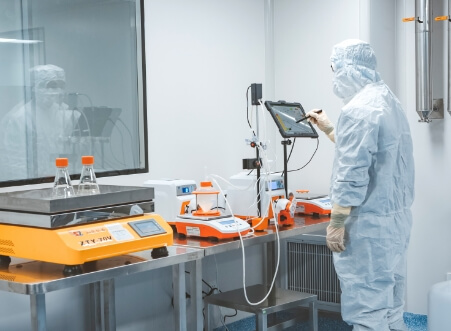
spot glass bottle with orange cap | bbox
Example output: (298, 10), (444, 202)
(77, 155), (100, 196)
(52, 157), (75, 198)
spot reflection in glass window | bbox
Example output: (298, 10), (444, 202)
(0, 0), (147, 186)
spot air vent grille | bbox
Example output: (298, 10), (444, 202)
(0, 273), (16, 282)
(287, 241), (341, 304)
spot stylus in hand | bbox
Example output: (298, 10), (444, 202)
(296, 109), (323, 123)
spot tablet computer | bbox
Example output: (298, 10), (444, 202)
(264, 100), (318, 138)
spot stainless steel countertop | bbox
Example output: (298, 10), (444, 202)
(173, 215), (329, 256)
(0, 245), (203, 295)
(0, 185), (154, 214)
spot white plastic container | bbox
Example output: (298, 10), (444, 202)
(196, 181), (215, 211)
(428, 280), (451, 330)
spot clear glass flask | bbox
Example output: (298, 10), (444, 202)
(52, 158), (75, 198)
(77, 155), (100, 196)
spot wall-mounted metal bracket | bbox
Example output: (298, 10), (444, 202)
(417, 98), (444, 122)
(431, 98), (444, 119)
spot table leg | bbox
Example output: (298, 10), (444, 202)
(256, 312), (267, 331)
(309, 300), (318, 331)
(172, 263), (186, 331)
(187, 259), (202, 331)
(103, 279), (116, 331)
(265, 240), (275, 287)
(89, 282), (102, 331)
(30, 293), (46, 331)
(205, 303), (211, 331)
(265, 241), (277, 304)
(278, 239), (288, 289)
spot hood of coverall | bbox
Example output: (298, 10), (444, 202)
(330, 39), (381, 103)
(30, 64), (66, 109)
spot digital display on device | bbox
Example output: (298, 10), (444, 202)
(220, 220), (235, 225)
(264, 101), (318, 138)
(267, 180), (284, 191)
(129, 219), (166, 237)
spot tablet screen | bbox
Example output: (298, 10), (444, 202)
(265, 101), (318, 138)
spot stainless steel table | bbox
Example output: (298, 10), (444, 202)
(173, 215), (329, 330)
(0, 245), (203, 331)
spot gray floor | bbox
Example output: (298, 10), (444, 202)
(214, 311), (427, 331)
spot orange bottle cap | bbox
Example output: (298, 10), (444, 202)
(81, 156), (94, 165)
(55, 158), (68, 167)
(200, 181), (212, 187)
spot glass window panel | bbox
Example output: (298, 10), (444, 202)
(0, 0), (147, 186)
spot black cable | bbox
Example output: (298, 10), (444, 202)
(271, 137), (319, 175)
(287, 137), (319, 173)
(246, 85), (257, 137)
(287, 138), (296, 163)
(200, 277), (236, 328)
(223, 310), (238, 324)
(201, 278), (221, 297)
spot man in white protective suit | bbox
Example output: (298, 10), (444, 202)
(307, 39), (415, 331)
(0, 64), (82, 181)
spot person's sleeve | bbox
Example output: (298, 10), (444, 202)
(331, 111), (378, 207)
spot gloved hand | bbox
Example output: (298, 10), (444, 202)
(326, 226), (345, 252)
(326, 203), (351, 252)
(307, 109), (335, 143)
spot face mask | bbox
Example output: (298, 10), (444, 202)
(332, 70), (357, 101)
(35, 88), (64, 109)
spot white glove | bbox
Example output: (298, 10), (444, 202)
(326, 226), (345, 252)
(326, 203), (351, 253)
(307, 109), (335, 143)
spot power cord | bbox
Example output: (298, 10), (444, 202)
(209, 174), (281, 306)
(274, 137), (319, 175)
(185, 269), (234, 331)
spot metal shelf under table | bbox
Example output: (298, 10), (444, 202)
(204, 284), (318, 331)
(0, 245), (203, 331)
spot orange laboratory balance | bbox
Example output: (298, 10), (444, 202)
(174, 181), (250, 240)
(295, 190), (331, 217)
(0, 185), (173, 276)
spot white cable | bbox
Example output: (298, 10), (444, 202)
(201, 96), (283, 307)
(210, 172), (270, 230)
(258, 99), (269, 153)
(210, 173), (259, 192)
(210, 175), (281, 306)
(209, 173), (267, 229)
